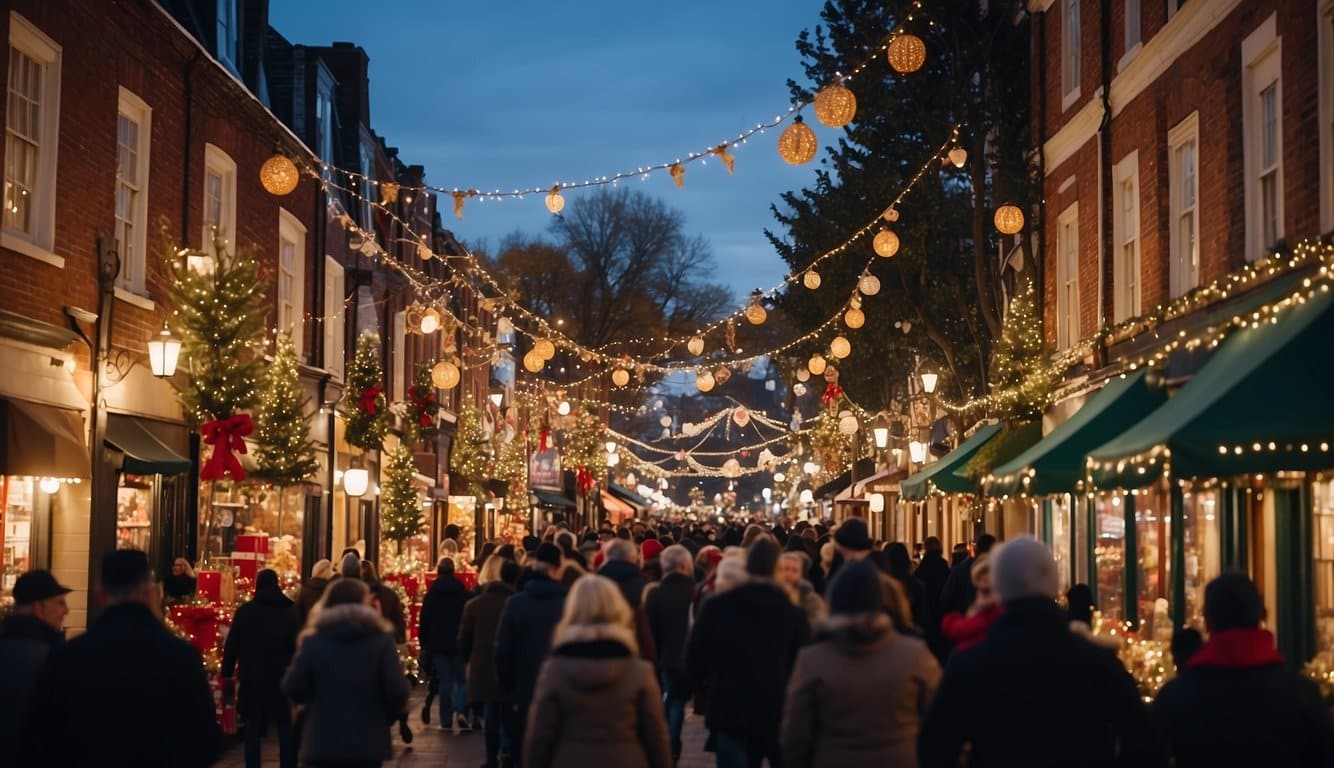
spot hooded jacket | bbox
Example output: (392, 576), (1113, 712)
(221, 584), (299, 719)
(523, 623), (672, 768)
(419, 572), (469, 656)
(459, 580), (516, 703)
(495, 574), (568, 708)
(782, 612), (940, 768)
(282, 602), (410, 762)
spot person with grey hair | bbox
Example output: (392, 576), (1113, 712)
(644, 544), (695, 760)
(919, 537), (1162, 768)
(778, 551), (827, 627)
(600, 537), (648, 610)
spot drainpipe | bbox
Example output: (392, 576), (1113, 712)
(86, 237), (120, 619)
(1096, 0), (1113, 350)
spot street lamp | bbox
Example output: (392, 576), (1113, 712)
(489, 391), (504, 408)
(908, 440), (928, 465)
(871, 414), (891, 450)
(146, 323), (181, 378)
(869, 493), (886, 513)
(343, 467), (369, 497)
(919, 364), (939, 395)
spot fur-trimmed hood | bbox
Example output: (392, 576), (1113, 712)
(301, 602), (393, 645)
(553, 621), (637, 653)
(814, 610), (894, 653)
(547, 622), (640, 691)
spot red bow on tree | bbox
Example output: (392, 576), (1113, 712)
(358, 384), (384, 415)
(539, 427), (550, 453)
(576, 466), (595, 494)
(821, 383), (845, 410)
(200, 413), (253, 481)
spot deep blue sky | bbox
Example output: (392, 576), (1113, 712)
(269, 1), (830, 302)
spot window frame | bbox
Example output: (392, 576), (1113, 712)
(1111, 151), (1141, 323)
(201, 143), (237, 255)
(1125, 0), (1141, 53)
(1242, 14), (1282, 263)
(323, 255), (346, 381)
(358, 142), (375, 230)
(1062, 0), (1082, 110)
(114, 87), (152, 297)
(277, 208), (307, 357)
(1168, 112), (1201, 298)
(2, 12), (62, 266)
(216, 0), (237, 67)
(1056, 203), (1081, 350)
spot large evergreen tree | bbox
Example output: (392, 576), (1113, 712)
(380, 441), (424, 548)
(987, 275), (1051, 422)
(165, 237), (269, 425)
(771, 0), (1033, 409)
(252, 333), (320, 484)
(341, 331), (388, 452)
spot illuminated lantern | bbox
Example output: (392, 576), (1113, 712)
(830, 336), (851, 359)
(803, 270), (821, 290)
(744, 291), (767, 325)
(695, 370), (716, 392)
(858, 273), (881, 296)
(545, 185), (565, 214)
(796, 367), (811, 382)
(430, 360), (460, 389)
(873, 229), (900, 258)
(813, 83), (857, 128)
(611, 368), (631, 387)
(887, 33), (926, 74)
(523, 351), (544, 373)
(844, 307), (865, 329)
(533, 338), (556, 360)
(994, 203), (1025, 235)
(259, 154), (299, 196)
(687, 336), (705, 356)
(777, 115), (818, 165)
(808, 354), (828, 376)
(419, 308), (441, 334)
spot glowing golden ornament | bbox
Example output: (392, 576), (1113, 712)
(419, 308), (441, 334)
(259, 154), (299, 196)
(431, 360), (460, 389)
(523, 351), (545, 373)
(873, 229), (900, 258)
(744, 291), (767, 325)
(612, 368), (631, 387)
(948, 147), (968, 168)
(994, 203), (1025, 235)
(887, 33), (926, 74)
(844, 299), (866, 328)
(882, 207), (900, 222)
(533, 338), (556, 360)
(813, 83), (857, 128)
(777, 115), (818, 165)
(695, 370), (716, 392)
(714, 367), (731, 385)
(803, 270), (821, 290)
(687, 336), (705, 356)
(858, 273), (881, 296)
(830, 336), (851, 359)
(796, 367), (811, 382)
(545, 186), (565, 214)
(808, 354), (828, 376)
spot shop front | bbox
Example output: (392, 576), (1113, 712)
(900, 423), (1002, 547)
(104, 414), (191, 579)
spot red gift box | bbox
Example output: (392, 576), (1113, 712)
(169, 605), (219, 655)
(384, 572), (420, 601)
(197, 570), (222, 603)
(234, 534), (270, 555)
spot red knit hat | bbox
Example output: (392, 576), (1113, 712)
(641, 539), (665, 561)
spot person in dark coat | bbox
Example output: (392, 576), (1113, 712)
(874, 543), (930, 634)
(283, 577), (410, 767)
(460, 559), (520, 768)
(914, 537), (950, 648)
(221, 568), (300, 768)
(419, 556), (472, 732)
(495, 543), (568, 766)
(599, 537), (648, 609)
(1154, 572), (1334, 768)
(938, 533), (995, 616)
(293, 558), (333, 626)
(919, 537), (1162, 768)
(163, 557), (198, 601)
(686, 539), (810, 768)
(19, 549), (220, 768)
(0, 570), (71, 750)
(643, 544), (695, 760)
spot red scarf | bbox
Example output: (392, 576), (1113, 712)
(1186, 628), (1284, 670)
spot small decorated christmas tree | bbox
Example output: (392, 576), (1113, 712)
(450, 395), (489, 499)
(342, 331), (387, 452)
(380, 441), (423, 549)
(495, 429), (529, 511)
(989, 276), (1052, 422)
(404, 362), (440, 444)
(252, 333), (320, 485)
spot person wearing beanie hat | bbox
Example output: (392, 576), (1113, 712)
(920, 537), (1160, 768)
(782, 560), (940, 767)
(687, 536), (810, 768)
(1154, 573), (1334, 767)
(833, 517), (873, 560)
(640, 538), (665, 582)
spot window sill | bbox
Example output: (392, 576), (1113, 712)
(1061, 85), (1082, 113)
(113, 287), (156, 312)
(1, 232), (64, 268)
(1117, 42), (1142, 74)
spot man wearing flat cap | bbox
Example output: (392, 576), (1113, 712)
(0, 570), (72, 748)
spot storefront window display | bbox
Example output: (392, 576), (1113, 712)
(2, 477), (35, 594)
(1135, 489), (1172, 643)
(1181, 486), (1221, 629)
(198, 482), (304, 580)
(444, 495), (476, 568)
(1094, 494), (1126, 625)
(1049, 495), (1072, 595)
(116, 475), (153, 552)
(1313, 474), (1334, 655)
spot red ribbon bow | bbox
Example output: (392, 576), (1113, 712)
(200, 413), (253, 481)
(821, 383), (845, 410)
(358, 384), (384, 416)
(576, 466), (595, 494)
(539, 427), (550, 453)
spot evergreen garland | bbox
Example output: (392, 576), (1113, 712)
(988, 277), (1053, 422)
(450, 395), (490, 499)
(404, 362), (440, 444)
(562, 400), (608, 488)
(495, 429), (529, 511)
(252, 333), (320, 484)
(165, 236), (268, 426)
(380, 441), (424, 546)
(341, 331), (387, 452)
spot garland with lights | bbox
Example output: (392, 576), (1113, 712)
(341, 331), (388, 452)
(404, 362), (440, 443)
(562, 401), (609, 493)
(380, 441), (424, 549)
(494, 429), (529, 512)
(251, 333), (320, 485)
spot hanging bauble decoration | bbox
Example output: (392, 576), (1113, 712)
(430, 360), (460, 389)
(994, 203), (1025, 235)
(796, 367), (811, 382)
(523, 351), (545, 373)
(722, 458), (742, 479)
(844, 306), (866, 329)
(260, 153), (300, 196)
(419, 308), (442, 334)
(948, 146), (968, 168)
(808, 353), (828, 376)
(882, 206), (900, 222)
(714, 366), (731, 385)
(687, 335), (705, 356)
(545, 186), (565, 214)
(830, 336), (852, 359)
(813, 83), (857, 128)
(838, 411), (860, 436)
(887, 32), (926, 74)
(777, 115), (818, 165)
(873, 229), (900, 258)
(695, 370), (716, 393)
(732, 407), (751, 427)
(858, 272), (881, 296)
(612, 368), (631, 387)
(533, 338), (556, 360)
(803, 270), (822, 290)
(743, 290), (767, 325)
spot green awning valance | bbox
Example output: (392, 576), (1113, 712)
(106, 416), (190, 475)
(986, 371), (1167, 497)
(530, 487), (576, 509)
(607, 482), (651, 509)
(1088, 282), (1334, 489)
(956, 421), (1042, 485)
(900, 423), (1002, 501)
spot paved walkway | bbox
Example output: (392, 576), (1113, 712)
(217, 685), (718, 767)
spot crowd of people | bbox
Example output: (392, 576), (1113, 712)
(2, 515), (1332, 767)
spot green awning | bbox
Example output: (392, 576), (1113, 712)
(956, 421), (1042, 484)
(607, 482), (651, 509)
(1088, 282), (1334, 489)
(530, 487), (576, 509)
(900, 423), (1002, 500)
(986, 371), (1167, 497)
(106, 416), (190, 475)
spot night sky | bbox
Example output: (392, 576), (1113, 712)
(268, 0), (831, 302)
